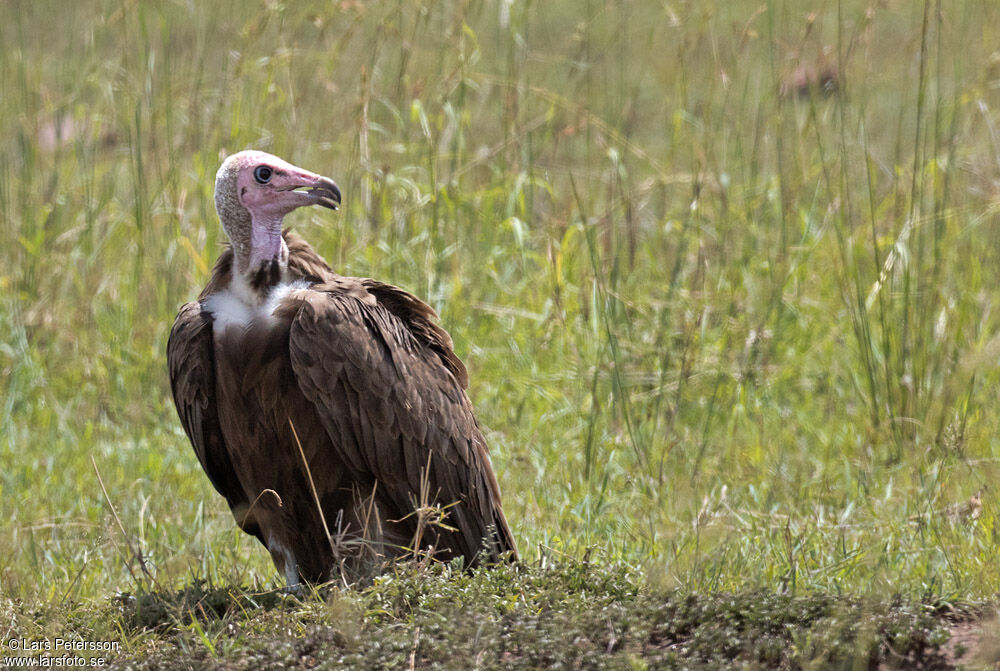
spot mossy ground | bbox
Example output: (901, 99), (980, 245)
(2, 558), (974, 669)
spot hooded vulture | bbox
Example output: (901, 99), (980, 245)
(167, 150), (517, 585)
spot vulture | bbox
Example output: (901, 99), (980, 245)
(167, 150), (517, 586)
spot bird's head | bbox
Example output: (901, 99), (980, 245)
(214, 150), (341, 273)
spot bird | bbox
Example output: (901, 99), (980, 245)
(167, 150), (517, 586)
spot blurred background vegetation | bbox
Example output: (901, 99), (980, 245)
(3, 0), (1000, 603)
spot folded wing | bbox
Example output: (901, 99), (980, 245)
(286, 279), (517, 563)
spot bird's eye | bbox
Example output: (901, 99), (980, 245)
(253, 165), (273, 184)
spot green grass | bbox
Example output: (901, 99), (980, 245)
(4, 0), (1000, 666)
(1, 558), (968, 669)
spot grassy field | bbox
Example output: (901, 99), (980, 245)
(4, 0), (1000, 667)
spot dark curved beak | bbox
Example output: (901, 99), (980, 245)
(277, 174), (342, 211)
(305, 176), (341, 211)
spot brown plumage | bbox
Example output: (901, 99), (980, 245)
(168, 151), (516, 585)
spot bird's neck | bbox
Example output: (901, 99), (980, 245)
(247, 213), (287, 271)
(226, 212), (290, 304)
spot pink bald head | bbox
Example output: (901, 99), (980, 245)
(214, 150), (341, 272)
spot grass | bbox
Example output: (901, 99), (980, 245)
(1, 557), (968, 669)
(3, 0), (1000, 666)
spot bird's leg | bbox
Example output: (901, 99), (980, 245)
(266, 531), (301, 590)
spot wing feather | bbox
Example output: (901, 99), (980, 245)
(166, 302), (254, 532)
(287, 283), (517, 562)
